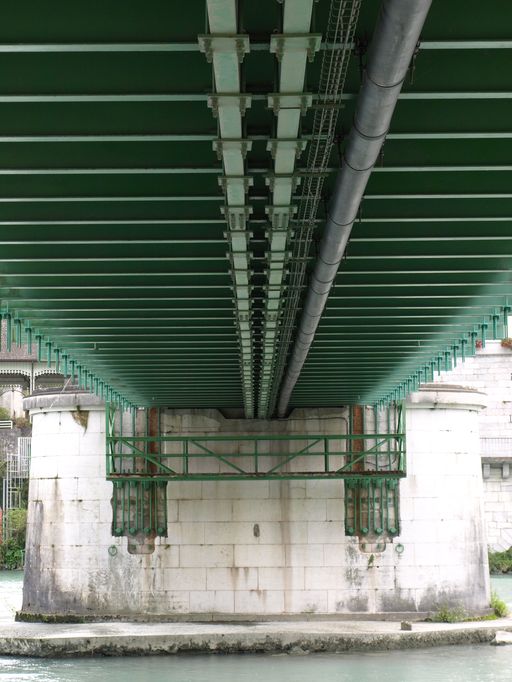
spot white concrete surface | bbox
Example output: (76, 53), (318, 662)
(400, 385), (490, 611)
(493, 630), (512, 645)
(435, 341), (512, 550)
(21, 389), (490, 618)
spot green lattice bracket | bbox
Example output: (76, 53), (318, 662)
(111, 479), (168, 538)
(105, 402), (406, 482)
(344, 478), (400, 538)
(106, 432), (406, 481)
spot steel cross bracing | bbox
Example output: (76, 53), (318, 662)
(105, 402), (406, 482)
(0, 1), (509, 413)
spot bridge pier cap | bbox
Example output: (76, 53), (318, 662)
(406, 383), (488, 412)
(20, 389), (491, 621)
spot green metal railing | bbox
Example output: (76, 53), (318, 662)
(105, 404), (406, 482)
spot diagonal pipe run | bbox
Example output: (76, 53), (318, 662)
(277, 0), (433, 417)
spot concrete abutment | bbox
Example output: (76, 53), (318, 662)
(20, 386), (490, 620)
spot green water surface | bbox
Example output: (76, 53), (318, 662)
(1, 572), (511, 681)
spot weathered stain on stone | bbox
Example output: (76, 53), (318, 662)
(345, 595), (369, 612)
(380, 592), (417, 613)
(417, 587), (467, 613)
(71, 409), (89, 430)
(345, 567), (363, 588)
(344, 542), (358, 562)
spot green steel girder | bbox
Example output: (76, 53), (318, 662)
(2, 91), (512, 105)
(0, 39), (510, 53)
(0, 0), (510, 411)
(256, 0), (318, 418)
(198, 0), (257, 417)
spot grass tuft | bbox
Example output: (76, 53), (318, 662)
(429, 603), (467, 623)
(490, 591), (508, 618)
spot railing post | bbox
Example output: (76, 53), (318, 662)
(324, 437), (329, 473)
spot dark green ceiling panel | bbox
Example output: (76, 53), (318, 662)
(0, 0), (510, 411)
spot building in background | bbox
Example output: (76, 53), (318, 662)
(0, 320), (64, 419)
(434, 340), (512, 551)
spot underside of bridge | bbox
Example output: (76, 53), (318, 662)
(0, 0), (511, 419)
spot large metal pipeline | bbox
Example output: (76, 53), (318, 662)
(277, 0), (432, 417)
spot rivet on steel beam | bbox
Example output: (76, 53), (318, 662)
(470, 329), (478, 355)
(503, 304), (511, 331)
(35, 334), (42, 362)
(430, 360), (436, 381)
(4, 313), (12, 352)
(481, 320), (488, 348)
(444, 350), (451, 372)
(492, 309), (500, 339)
(452, 344), (458, 367)
(14, 318), (21, 347)
(25, 325), (32, 355)
(460, 337), (467, 362)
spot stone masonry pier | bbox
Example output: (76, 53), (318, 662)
(20, 385), (490, 620)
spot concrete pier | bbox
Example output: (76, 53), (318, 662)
(21, 386), (490, 620)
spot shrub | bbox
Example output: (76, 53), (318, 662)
(13, 416), (31, 431)
(491, 591), (508, 618)
(0, 406), (11, 421)
(7, 508), (27, 546)
(0, 539), (24, 570)
(488, 547), (512, 574)
(430, 603), (467, 623)
(0, 508), (27, 569)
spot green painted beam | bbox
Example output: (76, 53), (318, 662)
(1, 39), (509, 53)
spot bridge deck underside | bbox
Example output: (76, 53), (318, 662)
(0, 0), (510, 412)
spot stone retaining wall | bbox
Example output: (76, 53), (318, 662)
(435, 341), (512, 551)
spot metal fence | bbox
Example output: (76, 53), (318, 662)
(1, 436), (31, 542)
(480, 437), (512, 457)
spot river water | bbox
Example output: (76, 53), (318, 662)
(1, 572), (512, 681)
